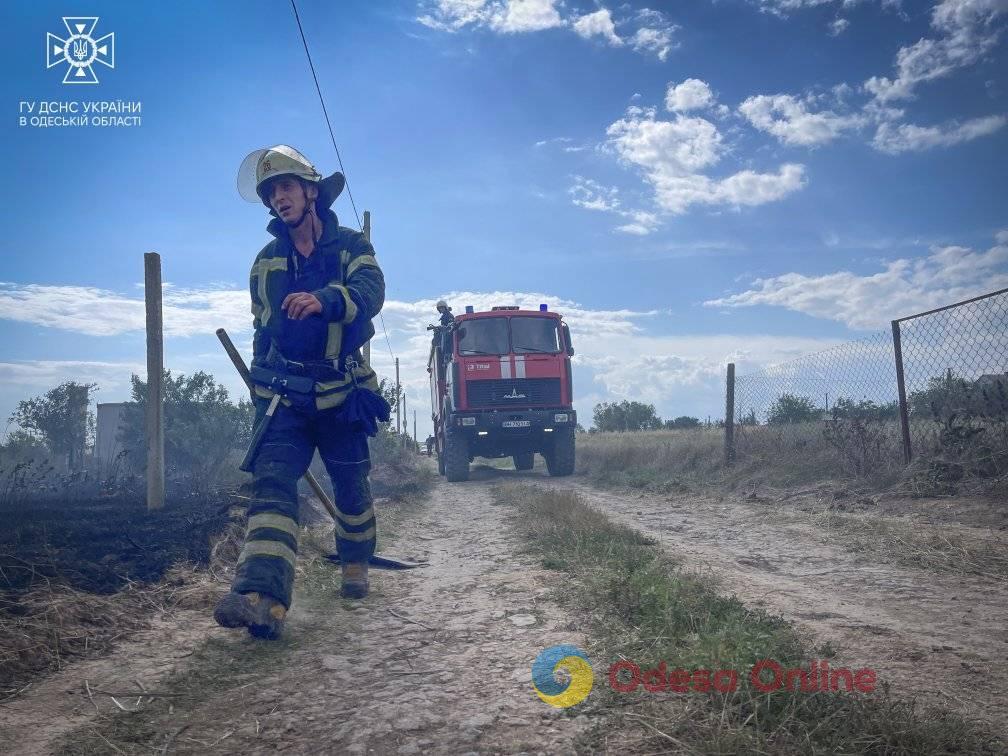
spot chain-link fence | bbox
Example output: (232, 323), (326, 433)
(725, 288), (1008, 484)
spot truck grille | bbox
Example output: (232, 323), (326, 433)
(465, 378), (561, 407)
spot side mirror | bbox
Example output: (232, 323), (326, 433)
(562, 323), (574, 356)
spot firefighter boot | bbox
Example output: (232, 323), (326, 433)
(340, 562), (369, 599)
(213, 591), (287, 640)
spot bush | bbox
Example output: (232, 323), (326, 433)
(766, 393), (824, 425)
(119, 370), (254, 489)
(822, 399), (900, 479)
(592, 400), (663, 432)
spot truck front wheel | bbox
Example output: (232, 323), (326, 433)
(545, 428), (575, 477)
(444, 430), (470, 482)
(513, 452), (534, 471)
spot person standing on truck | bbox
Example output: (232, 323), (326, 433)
(436, 299), (454, 328)
(214, 145), (388, 640)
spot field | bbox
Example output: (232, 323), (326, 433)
(0, 430), (1005, 754)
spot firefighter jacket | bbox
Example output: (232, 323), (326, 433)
(249, 208), (384, 410)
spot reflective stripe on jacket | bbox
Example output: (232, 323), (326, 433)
(249, 208), (384, 410)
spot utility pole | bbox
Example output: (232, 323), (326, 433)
(395, 357), (401, 435)
(363, 210), (371, 367)
(403, 392), (408, 448)
(414, 410), (417, 452)
(144, 252), (165, 510)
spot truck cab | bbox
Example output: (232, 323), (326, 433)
(428, 305), (576, 481)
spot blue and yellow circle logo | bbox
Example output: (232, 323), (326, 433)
(532, 645), (593, 708)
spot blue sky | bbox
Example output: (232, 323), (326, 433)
(2, 0), (1006, 439)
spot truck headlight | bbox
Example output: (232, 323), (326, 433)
(554, 413), (569, 423)
(461, 417), (476, 426)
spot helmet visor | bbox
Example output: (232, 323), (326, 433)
(237, 148), (269, 203)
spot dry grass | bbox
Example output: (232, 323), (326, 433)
(503, 484), (1004, 754)
(770, 505), (1008, 579)
(577, 425), (949, 495)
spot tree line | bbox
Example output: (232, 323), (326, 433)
(590, 400), (710, 433)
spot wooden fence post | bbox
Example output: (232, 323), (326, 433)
(724, 363), (735, 467)
(144, 252), (165, 510)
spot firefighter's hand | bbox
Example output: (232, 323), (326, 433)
(282, 293), (323, 320)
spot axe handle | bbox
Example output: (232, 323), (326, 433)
(216, 328), (253, 392)
(216, 328), (339, 521)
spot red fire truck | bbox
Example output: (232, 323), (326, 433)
(428, 305), (576, 482)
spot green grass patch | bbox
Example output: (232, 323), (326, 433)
(502, 484), (1003, 754)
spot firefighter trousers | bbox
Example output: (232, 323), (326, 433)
(232, 401), (376, 608)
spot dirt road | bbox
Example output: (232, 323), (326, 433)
(1, 474), (594, 755)
(525, 473), (1008, 737)
(3, 466), (1006, 752)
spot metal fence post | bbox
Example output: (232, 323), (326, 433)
(724, 363), (735, 467)
(891, 320), (913, 465)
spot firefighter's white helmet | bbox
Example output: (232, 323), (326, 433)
(436, 300), (449, 312)
(237, 145), (345, 209)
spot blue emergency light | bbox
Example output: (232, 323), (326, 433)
(465, 305), (474, 314)
(539, 304), (548, 312)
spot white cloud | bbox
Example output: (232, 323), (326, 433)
(568, 176), (661, 234)
(704, 230), (1008, 329)
(0, 360), (145, 391)
(534, 136), (573, 148)
(739, 93), (867, 146)
(489, 0), (564, 32)
(604, 107), (807, 214)
(871, 113), (1007, 152)
(572, 8), (622, 45)
(630, 25), (676, 61)
(417, 0), (490, 30)
(418, 2), (679, 58)
(0, 282), (249, 337)
(417, 0), (564, 33)
(864, 0), (1008, 103)
(753, 0), (901, 16)
(569, 176), (621, 212)
(829, 17), (851, 35)
(665, 79), (716, 112)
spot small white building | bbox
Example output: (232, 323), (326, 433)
(95, 402), (129, 465)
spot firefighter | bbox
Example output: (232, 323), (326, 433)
(214, 145), (387, 640)
(436, 299), (454, 328)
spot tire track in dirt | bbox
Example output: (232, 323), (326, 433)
(2, 475), (596, 755)
(526, 474), (1008, 736)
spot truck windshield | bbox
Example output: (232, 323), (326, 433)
(510, 317), (560, 354)
(457, 317), (509, 355)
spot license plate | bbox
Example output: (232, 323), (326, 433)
(502, 420), (531, 428)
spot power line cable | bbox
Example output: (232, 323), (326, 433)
(290, 0), (396, 365)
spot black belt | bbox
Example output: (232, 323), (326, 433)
(281, 358), (346, 382)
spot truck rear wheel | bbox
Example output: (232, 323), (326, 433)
(545, 428), (575, 477)
(513, 452), (534, 471)
(444, 430), (470, 482)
